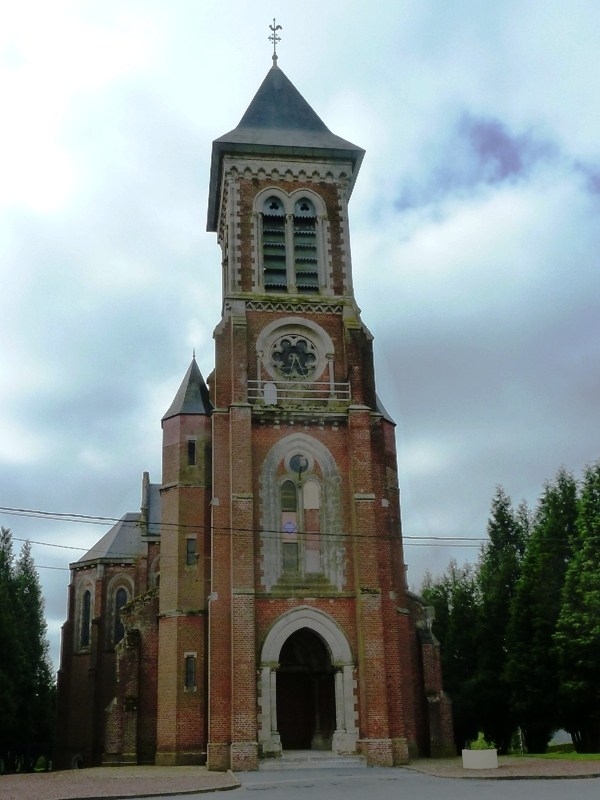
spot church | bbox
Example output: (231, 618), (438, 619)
(55, 45), (454, 771)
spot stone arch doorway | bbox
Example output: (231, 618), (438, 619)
(258, 606), (358, 759)
(277, 628), (336, 750)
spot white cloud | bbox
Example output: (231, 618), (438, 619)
(0, 2), (160, 211)
(402, 438), (453, 478)
(0, 419), (52, 465)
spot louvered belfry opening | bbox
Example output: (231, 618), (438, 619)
(293, 198), (318, 294)
(262, 195), (319, 294)
(262, 196), (287, 292)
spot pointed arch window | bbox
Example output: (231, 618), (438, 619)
(80, 589), (91, 649)
(261, 194), (323, 295)
(280, 479), (299, 572)
(302, 479), (322, 573)
(262, 196), (287, 292)
(293, 198), (318, 294)
(114, 587), (128, 645)
(279, 458), (322, 575)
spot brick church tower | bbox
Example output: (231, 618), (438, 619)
(55, 55), (454, 772)
(201, 57), (453, 769)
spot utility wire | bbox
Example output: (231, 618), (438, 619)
(1, 504), (487, 546)
(1, 503), (496, 575)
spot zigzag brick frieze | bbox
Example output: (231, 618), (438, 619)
(246, 300), (343, 315)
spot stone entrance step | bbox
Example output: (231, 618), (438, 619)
(259, 750), (368, 771)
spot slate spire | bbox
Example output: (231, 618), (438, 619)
(162, 356), (212, 421)
(207, 64), (365, 231)
(234, 64), (332, 134)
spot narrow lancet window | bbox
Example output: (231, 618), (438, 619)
(293, 198), (318, 294)
(303, 479), (321, 573)
(262, 196), (287, 292)
(279, 463), (322, 576)
(80, 590), (91, 648)
(114, 587), (128, 645)
(185, 654), (196, 690)
(280, 479), (299, 572)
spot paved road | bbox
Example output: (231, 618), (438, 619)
(134, 766), (600, 800)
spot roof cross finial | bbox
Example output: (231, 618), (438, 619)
(269, 18), (282, 65)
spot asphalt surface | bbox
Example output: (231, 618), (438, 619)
(2, 757), (600, 800)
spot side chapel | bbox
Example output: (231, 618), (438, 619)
(55, 45), (454, 771)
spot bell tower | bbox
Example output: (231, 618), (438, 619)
(204, 47), (453, 771)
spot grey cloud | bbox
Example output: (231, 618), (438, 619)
(394, 112), (557, 212)
(459, 114), (551, 183)
(574, 162), (600, 196)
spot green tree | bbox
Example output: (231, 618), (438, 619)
(0, 529), (24, 765)
(474, 488), (528, 753)
(555, 461), (600, 752)
(14, 541), (55, 755)
(506, 469), (578, 752)
(0, 529), (55, 770)
(422, 560), (481, 751)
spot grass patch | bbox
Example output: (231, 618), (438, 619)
(546, 743), (575, 753)
(525, 752), (600, 761)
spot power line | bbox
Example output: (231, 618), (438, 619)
(12, 537), (87, 552)
(12, 536), (484, 569)
(0, 506), (120, 526)
(37, 565), (70, 572)
(8, 532), (484, 565)
(1, 504), (486, 546)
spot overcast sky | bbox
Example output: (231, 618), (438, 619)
(2, 1), (599, 671)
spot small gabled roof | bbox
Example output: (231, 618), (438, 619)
(73, 477), (161, 569)
(162, 357), (213, 422)
(75, 513), (142, 567)
(207, 64), (365, 231)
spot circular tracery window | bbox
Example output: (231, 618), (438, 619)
(257, 317), (333, 383)
(270, 334), (318, 379)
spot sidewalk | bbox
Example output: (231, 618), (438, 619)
(405, 755), (600, 780)
(0, 765), (240, 800)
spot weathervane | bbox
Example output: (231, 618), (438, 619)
(269, 18), (282, 65)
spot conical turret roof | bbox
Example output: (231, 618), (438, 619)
(207, 64), (364, 231)
(162, 357), (212, 421)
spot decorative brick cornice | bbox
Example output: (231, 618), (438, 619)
(224, 157), (353, 187)
(246, 299), (343, 314)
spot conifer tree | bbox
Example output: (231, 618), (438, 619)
(474, 488), (528, 753)
(0, 529), (54, 770)
(422, 560), (480, 751)
(506, 469), (577, 752)
(0, 528), (22, 765)
(14, 540), (55, 754)
(554, 461), (600, 752)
